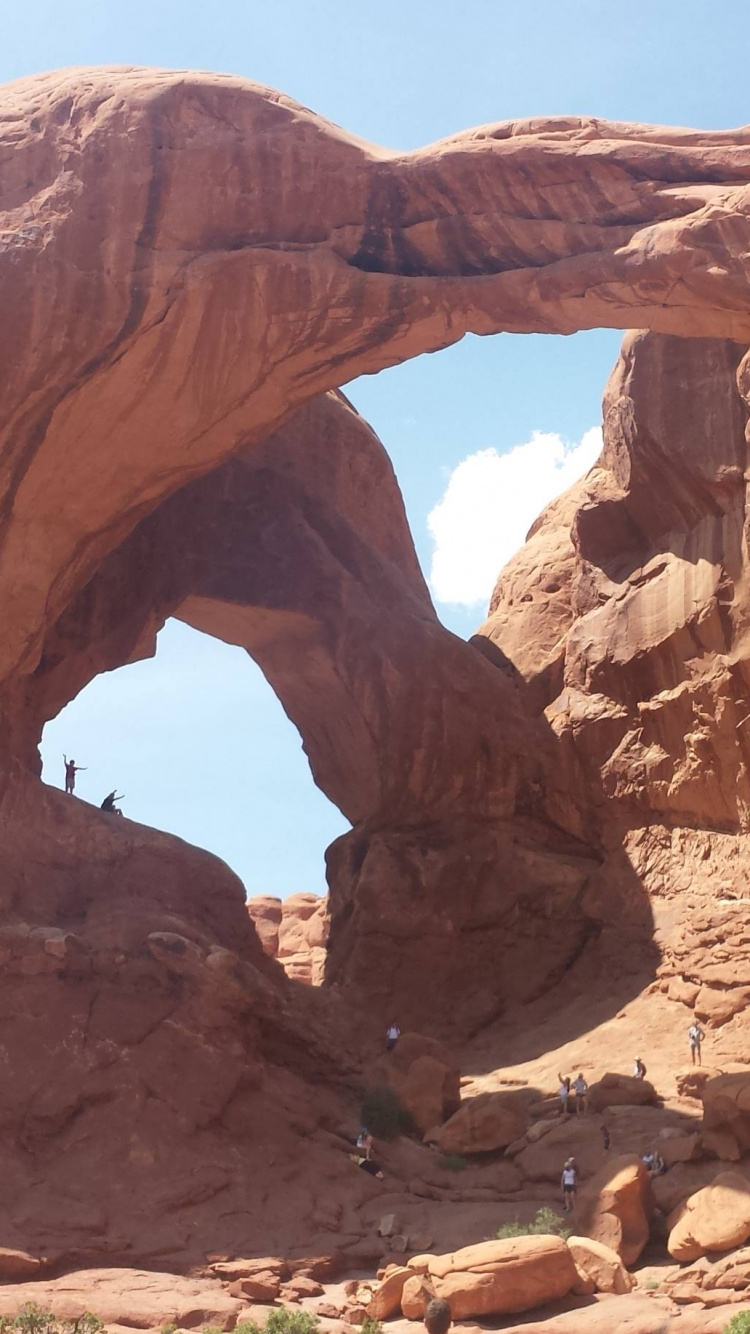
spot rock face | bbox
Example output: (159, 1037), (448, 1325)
(668, 1172), (750, 1261)
(567, 1235), (633, 1296)
(575, 1156), (653, 1264)
(367, 1033), (461, 1136)
(247, 893), (329, 985)
(401, 1237), (577, 1318)
(3, 65), (750, 1266)
(429, 1090), (529, 1155)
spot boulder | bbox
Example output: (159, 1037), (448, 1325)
(400, 1236), (577, 1319)
(367, 1033), (460, 1136)
(677, 1067), (722, 1100)
(575, 1155), (653, 1264)
(668, 1171), (750, 1261)
(566, 1236), (633, 1295)
(660, 1132), (703, 1167)
(702, 1127), (742, 1162)
(0, 1269), (241, 1328)
(400, 1273), (437, 1318)
(587, 1073), (658, 1113)
(430, 1091), (529, 1155)
(238, 1273), (281, 1302)
(367, 1266), (412, 1319)
(702, 1074), (750, 1151)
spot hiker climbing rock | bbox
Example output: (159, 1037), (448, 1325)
(561, 1157), (578, 1212)
(63, 755), (86, 795)
(386, 1022), (401, 1052)
(557, 1073), (571, 1115)
(574, 1071), (588, 1117)
(633, 1056), (647, 1080)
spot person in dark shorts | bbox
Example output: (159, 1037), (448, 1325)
(100, 791), (124, 815)
(561, 1157), (578, 1213)
(633, 1057), (647, 1080)
(386, 1022), (401, 1052)
(424, 1298), (452, 1334)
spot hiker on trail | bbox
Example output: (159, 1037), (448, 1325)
(63, 755), (86, 795)
(386, 1022), (401, 1052)
(688, 1021), (705, 1066)
(561, 1157), (578, 1213)
(601, 1124), (611, 1152)
(356, 1128), (374, 1161)
(424, 1299), (452, 1334)
(633, 1056), (647, 1080)
(574, 1072), (588, 1117)
(100, 791), (124, 815)
(557, 1073), (571, 1115)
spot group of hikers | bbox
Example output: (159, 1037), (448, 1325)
(63, 755), (124, 815)
(556, 1021), (706, 1212)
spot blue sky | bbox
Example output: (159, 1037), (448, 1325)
(13, 0), (749, 895)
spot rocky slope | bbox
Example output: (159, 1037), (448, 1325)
(5, 64), (750, 1329)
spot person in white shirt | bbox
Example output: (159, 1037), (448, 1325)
(688, 1021), (705, 1066)
(386, 1023), (401, 1052)
(561, 1157), (577, 1212)
(573, 1072), (588, 1117)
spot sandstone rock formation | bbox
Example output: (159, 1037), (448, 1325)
(4, 63), (750, 1283)
(429, 1090), (529, 1154)
(401, 1237), (577, 1318)
(668, 1171), (750, 1261)
(567, 1235), (634, 1295)
(575, 1156), (653, 1263)
(366, 1032), (461, 1136)
(247, 893), (329, 985)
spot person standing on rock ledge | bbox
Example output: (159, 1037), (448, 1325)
(633, 1056), (647, 1080)
(386, 1022), (401, 1052)
(574, 1072), (588, 1116)
(688, 1020), (706, 1066)
(100, 791), (124, 816)
(63, 755), (86, 795)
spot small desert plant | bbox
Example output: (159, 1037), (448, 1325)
(161, 1325), (178, 1334)
(263, 1312), (320, 1334)
(361, 1319), (383, 1334)
(361, 1086), (412, 1140)
(644, 1279), (660, 1292)
(7, 1309), (104, 1334)
(724, 1314), (750, 1334)
(440, 1154), (468, 1172)
(495, 1207), (571, 1241)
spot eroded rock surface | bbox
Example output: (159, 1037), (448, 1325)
(3, 66), (750, 1284)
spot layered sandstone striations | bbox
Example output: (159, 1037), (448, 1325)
(4, 65), (750, 1271)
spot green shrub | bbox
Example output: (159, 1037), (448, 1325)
(360, 1319), (383, 1334)
(264, 1312), (319, 1334)
(6, 1309), (104, 1334)
(361, 1086), (410, 1140)
(644, 1280), (660, 1292)
(724, 1314), (750, 1333)
(161, 1325), (178, 1334)
(440, 1154), (468, 1172)
(495, 1207), (571, 1241)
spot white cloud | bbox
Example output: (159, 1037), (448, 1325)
(427, 427), (602, 607)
